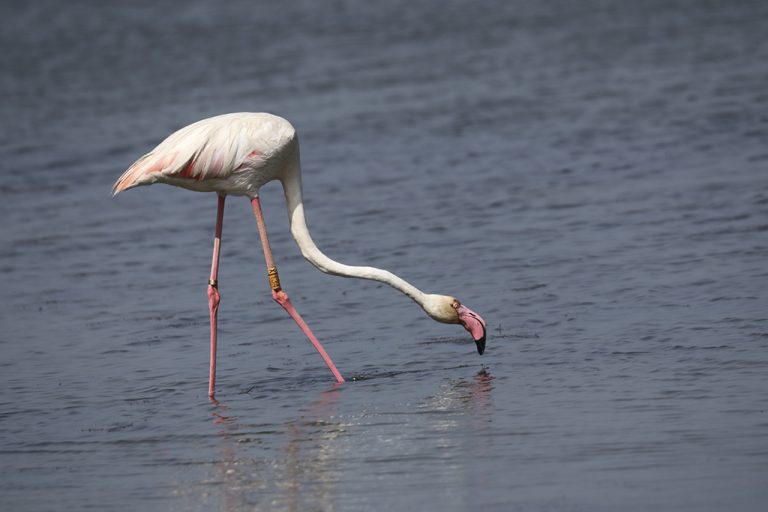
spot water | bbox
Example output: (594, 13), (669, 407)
(2, 0), (767, 510)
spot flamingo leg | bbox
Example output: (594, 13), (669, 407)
(250, 197), (345, 384)
(207, 195), (226, 397)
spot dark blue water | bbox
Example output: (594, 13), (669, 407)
(2, 1), (767, 510)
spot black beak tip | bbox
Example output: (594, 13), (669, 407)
(475, 331), (486, 355)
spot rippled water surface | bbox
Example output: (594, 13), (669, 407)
(2, 1), (767, 510)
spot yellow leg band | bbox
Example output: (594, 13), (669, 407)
(267, 266), (281, 291)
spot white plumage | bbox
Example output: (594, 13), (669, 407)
(113, 113), (297, 196)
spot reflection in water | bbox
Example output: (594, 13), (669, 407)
(176, 370), (494, 511)
(468, 368), (495, 423)
(203, 387), (345, 512)
(420, 368), (495, 503)
(426, 368), (495, 423)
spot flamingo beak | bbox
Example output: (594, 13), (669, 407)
(456, 304), (487, 355)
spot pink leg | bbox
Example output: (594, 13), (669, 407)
(250, 197), (344, 384)
(208, 195), (226, 397)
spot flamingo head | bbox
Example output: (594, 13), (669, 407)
(422, 295), (487, 355)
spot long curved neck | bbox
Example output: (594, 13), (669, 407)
(281, 163), (427, 306)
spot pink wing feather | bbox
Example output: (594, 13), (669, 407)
(112, 117), (264, 195)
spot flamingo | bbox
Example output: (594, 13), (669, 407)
(113, 112), (487, 397)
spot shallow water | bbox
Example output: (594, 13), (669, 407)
(2, 0), (768, 510)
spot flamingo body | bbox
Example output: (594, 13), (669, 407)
(113, 113), (487, 397)
(114, 113), (296, 196)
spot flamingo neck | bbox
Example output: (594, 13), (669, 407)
(281, 164), (427, 306)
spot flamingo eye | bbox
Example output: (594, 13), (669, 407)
(452, 300), (460, 309)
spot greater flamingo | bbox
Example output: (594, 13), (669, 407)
(113, 113), (487, 397)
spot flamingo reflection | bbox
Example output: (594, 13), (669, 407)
(205, 387), (344, 512)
